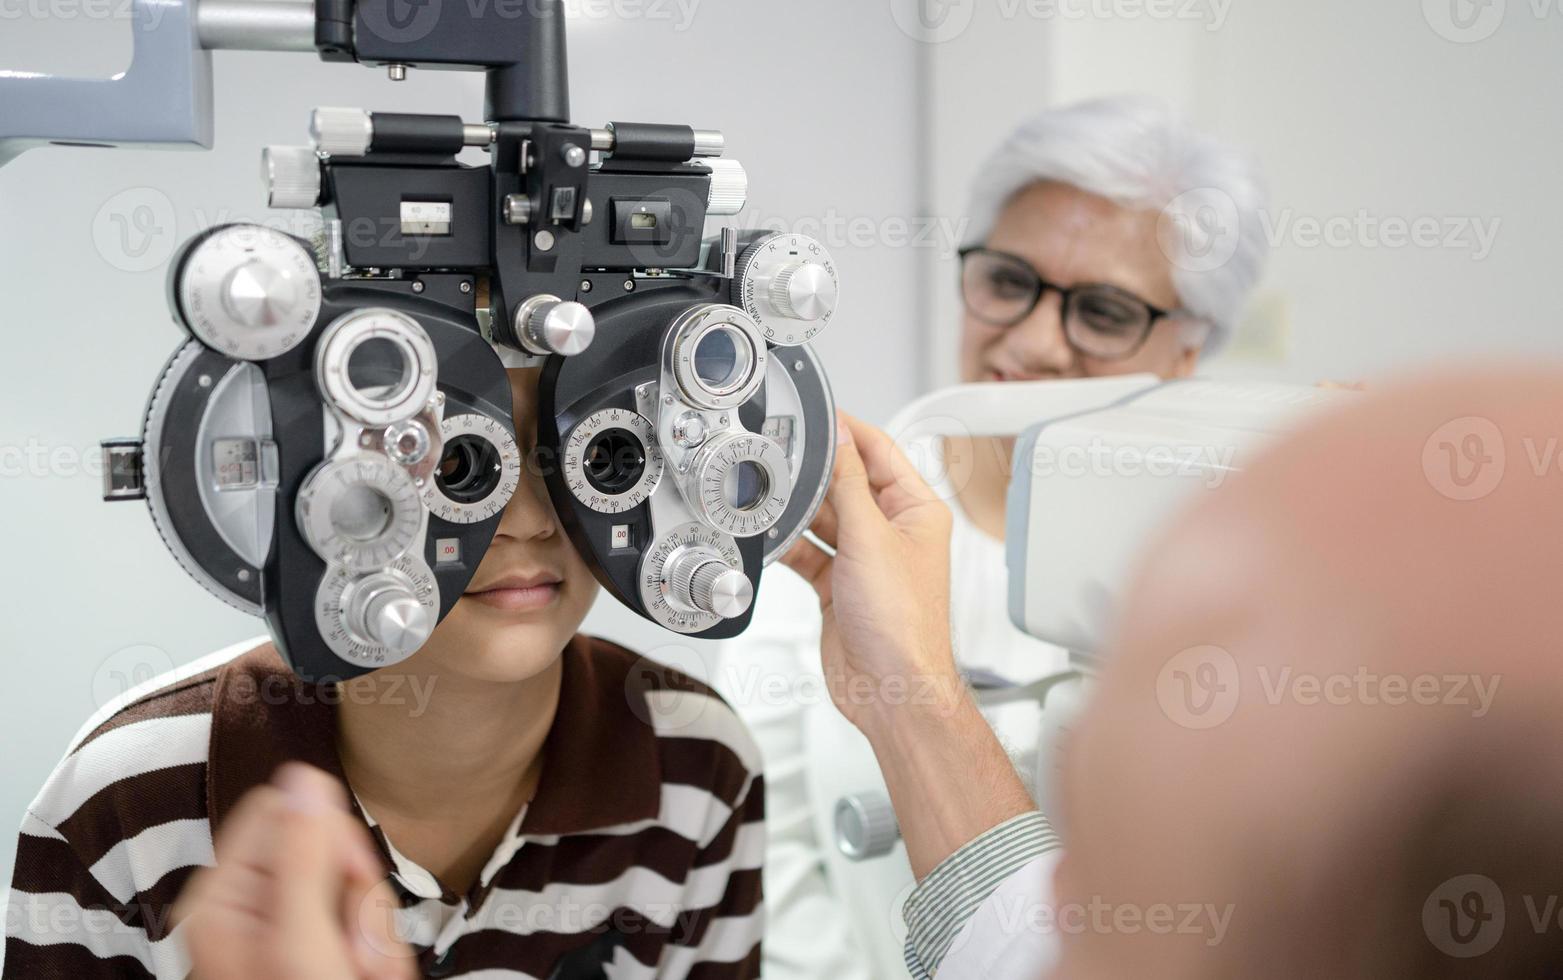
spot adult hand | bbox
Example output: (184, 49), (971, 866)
(782, 413), (962, 735)
(783, 412), (1034, 878)
(177, 763), (415, 980)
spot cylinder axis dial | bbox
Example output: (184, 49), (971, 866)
(314, 556), (439, 669)
(562, 408), (664, 514)
(638, 523), (747, 633)
(681, 430), (792, 538)
(423, 413), (521, 524)
(296, 454), (425, 572)
(173, 224), (323, 361)
(736, 233), (840, 346)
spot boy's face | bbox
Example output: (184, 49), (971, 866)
(411, 367), (599, 682)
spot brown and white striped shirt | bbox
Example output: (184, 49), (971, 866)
(3, 635), (765, 979)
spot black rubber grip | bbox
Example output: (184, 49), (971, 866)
(606, 122), (696, 162)
(369, 113), (468, 155)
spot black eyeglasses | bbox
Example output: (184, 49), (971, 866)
(959, 246), (1194, 361)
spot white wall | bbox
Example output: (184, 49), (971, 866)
(924, 0), (1563, 386)
(0, 0), (924, 887)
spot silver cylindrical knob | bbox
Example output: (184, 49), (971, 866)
(768, 262), (838, 321)
(835, 792), (902, 861)
(705, 159), (748, 216)
(345, 575), (433, 657)
(689, 560), (754, 619)
(515, 295), (596, 357)
(503, 194), (533, 226)
(310, 107), (372, 157)
(691, 130), (726, 158)
(262, 146), (322, 209)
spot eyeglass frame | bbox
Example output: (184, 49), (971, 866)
(957, 245), (1200, 362)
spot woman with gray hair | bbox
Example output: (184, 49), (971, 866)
(711, 96), (1272, 980)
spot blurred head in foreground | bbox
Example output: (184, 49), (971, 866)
(1055, 366), (1563, 979)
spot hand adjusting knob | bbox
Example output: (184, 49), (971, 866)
(344, 574), (433, 657)
(768, 261), (838, 321)
(515, 294), (597, 357)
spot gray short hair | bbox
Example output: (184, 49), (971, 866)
(964, 97), (1269, 356)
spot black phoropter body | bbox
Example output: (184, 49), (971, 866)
(70, 0), (842, 681)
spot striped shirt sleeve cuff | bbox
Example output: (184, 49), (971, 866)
(901, 810), (1062, 979)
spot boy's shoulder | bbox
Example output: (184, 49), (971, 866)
(578, 634), (761, 770)
(33, 638), (272, 829)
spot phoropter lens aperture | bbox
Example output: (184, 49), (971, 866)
(583, 429), (647, 496)
(437, 434), (503, 505)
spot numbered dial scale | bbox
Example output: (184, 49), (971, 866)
(172, 224), (323, 361)
(562, 408), (665, 514)
(423, 413), (522, 524)
(736, 232), (840, 346)
(313, 555), (440, 669)
(638, 523), (746, 634)
(295, 454), (425, 572)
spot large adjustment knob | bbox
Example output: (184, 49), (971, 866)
(768, 262), (838, 321)
(514, 294), (597, 356)
(666, 548), (753, 620)
(340, 571), (434, 657)
(173, 224), (322, 361)
(736, 232), (840, 346)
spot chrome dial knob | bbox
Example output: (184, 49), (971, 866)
(173, 224), (322, 361)
(340, 571), (434, 658)
(515, 295), (597, 356)
(665, 548), (753, 620)
(736, 232), (840, 346)
(768, 261), (838, 321)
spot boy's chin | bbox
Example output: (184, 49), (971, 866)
(420, 603), (582, 684)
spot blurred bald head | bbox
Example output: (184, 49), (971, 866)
(1053, 367), (1563, 979)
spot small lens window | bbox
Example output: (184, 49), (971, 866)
(330, 484), (393, 542)
(437, 435), (503, 505)
(693, 326), (752, 393)
(346, 336), (413, 404)
(723, 460), (770, 512)
(583, 429), (647, 496)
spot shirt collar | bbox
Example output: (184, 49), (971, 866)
(206, 635), (664, 840)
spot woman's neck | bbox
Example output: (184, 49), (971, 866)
(334, 656), (563, 891)
(949, 435), (1016, 542)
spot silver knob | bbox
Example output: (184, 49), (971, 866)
(835, 792), (902, 861)
(768, 262), (838, 321)
(705, 159), (748, 216)
(175, 224), (322, 361)
(310, 106), (372, 157)
(346, 576), (433, 657)
(220, 260), (299, 329)
(515, 295), (597, 357)
(262, 146), (322, 209)
(688, 560), (754, 619)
